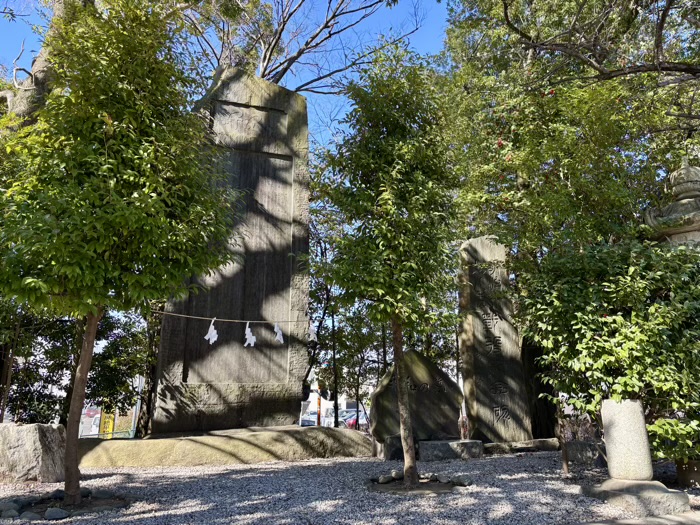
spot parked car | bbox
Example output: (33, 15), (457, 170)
(344, 412), (369, 430)
(300, 411), (318, 427)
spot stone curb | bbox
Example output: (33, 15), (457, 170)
(579, 511), (700, 525)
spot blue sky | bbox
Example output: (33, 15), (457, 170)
(0, 1), (449, 143)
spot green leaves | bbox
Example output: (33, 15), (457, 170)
(321, 46), (462, 328)
(0, 0), (239, 316)
(523, 239), (700, 459)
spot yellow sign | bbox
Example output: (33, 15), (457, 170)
(99, 413), (115, 438)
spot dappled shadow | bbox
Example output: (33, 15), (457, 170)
(2, 452), (636, 525)
(459, 238), (546, 444)
(78, 426), (371, 468)
(149, 69), (310, 434)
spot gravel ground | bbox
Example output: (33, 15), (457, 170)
(1, 451), (699, 525)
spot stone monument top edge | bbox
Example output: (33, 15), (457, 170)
(196, 67), (307, 113)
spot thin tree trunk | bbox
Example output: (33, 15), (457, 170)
(0, 322), (20, 422)
(381, 323), (387, 378)
(64, 307), (103, 505)
(60, 318), (84, 427)
(332, 310), (339, 428)
(391, 314), (418, 487)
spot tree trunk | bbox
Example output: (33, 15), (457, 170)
(60, 317), (84, 427)
(0, 322), (21, 422)
(331, 310), (339, 428)
(381, 323), (387, 378)
(64, 307), (103, 505)
(391, 314), (418, 487)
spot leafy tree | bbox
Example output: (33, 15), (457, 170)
(0, 0), (238, 504)
(522, 238), (700, 460)
(322, 46), (461, 486)
(449, 0), (700, 128)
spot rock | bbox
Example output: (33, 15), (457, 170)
(601, 399), (653, 480)
(382, 435), (404, 461)
(1, 509), (19, 519)
(582, 479), (690, 517)
(370, 351), (463, 444)
(80, 487), (92, 498)
(45, 489), (64, 500)
(451, 474), (473, 487)
(91, 489), (116, 499)
(419, 440), (484, 461)
(19, 511), (42, 521)
(0, 424), (65, 482)
(390, 469), (403, 480)
(437, 474), (451, 484)
(0, 502), (18, 512)
(45, 508), (70, 520)
(428, 473), (439, 482)
(378, 475), (394, 484)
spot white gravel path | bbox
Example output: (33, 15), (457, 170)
(1, 452), (698, 525)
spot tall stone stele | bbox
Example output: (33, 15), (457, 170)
(458, 237), (534, 443)
(150, 69), (309, 434)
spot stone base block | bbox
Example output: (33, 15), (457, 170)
(419, 440), (483, 461)
(0, 424), (65, 482)
(582, 479), (690, 518)
(484, 438), (560, 455)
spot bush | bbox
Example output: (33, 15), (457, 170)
(522, 238), (700, 459)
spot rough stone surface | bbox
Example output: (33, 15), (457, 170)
(369, 351), (462, 444)
(44, 507), (70, 520)
(390, 469), (403, 480)
(451, 474), (473, 487)
(566, 440), (606, 466)
(151, 68), (309, 434)
(0, 424), (65, 482)
(78, 426), (371, 468)
(582, 479), (690, 518)
(418, 440), (484, 461)
(19, 511), (42, 521)
(381, 435), (403, 461)
(458, 237), (534, 443)
(484, 438), (560, 455)
(601, 399), (653, 480)
(0, 502), (18, 512)
(377, 475), (393, 484)
(450, 439), (484, 459)
(1, 509), (18, 519)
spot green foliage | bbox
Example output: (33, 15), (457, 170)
(3, 305), (150, 423)
(87, 312), (149, 415)
(445, 0), (696, 278)
(523, 238), (700, 458)
(322, 45), (462, 327)
(648, 417), (700, 463)
(0, 0), (238, 316)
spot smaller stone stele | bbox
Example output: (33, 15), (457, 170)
(370, 351), (463, 444)
(601, 399), (653, 481)
(644, 158), (700, 243)
(0, 424), (65, 482)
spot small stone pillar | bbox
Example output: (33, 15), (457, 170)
(601, 399), (653, 480)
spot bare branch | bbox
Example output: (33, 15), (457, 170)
(654, 0), (674, 63)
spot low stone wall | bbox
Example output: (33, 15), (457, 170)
(78, 426), (372, 468)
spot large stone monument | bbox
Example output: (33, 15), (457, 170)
(150, 69), (309, 434)
(458, 237), (533, 443)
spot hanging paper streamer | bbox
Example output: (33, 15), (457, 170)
(204, 318), (218, 345)
(244, 322), (257, 347)
(274, 323), (284, 344)
(308, 322), (318, 343)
